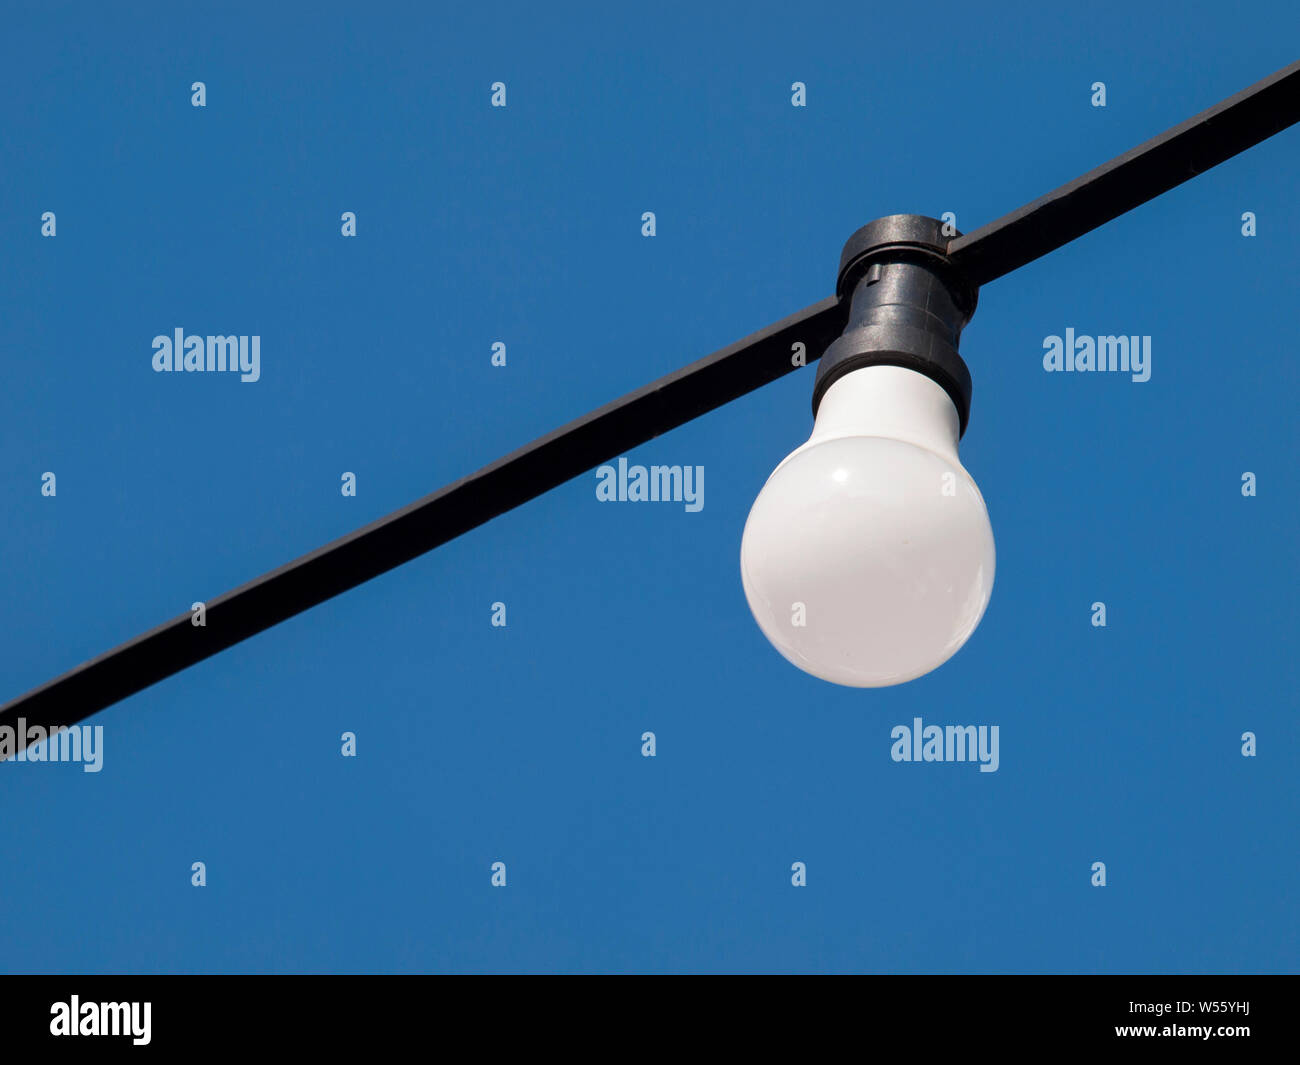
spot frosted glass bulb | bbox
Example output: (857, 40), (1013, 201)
(740, 364), (994, 687)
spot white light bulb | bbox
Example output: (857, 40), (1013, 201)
(740, 364), (994, 687)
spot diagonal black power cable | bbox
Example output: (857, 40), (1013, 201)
(4, 57), (1300, 755)
(0, 298), (846, 751)
(948, 58), (1300, 284)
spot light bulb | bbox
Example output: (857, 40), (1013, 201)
(740, 363), (994, 687)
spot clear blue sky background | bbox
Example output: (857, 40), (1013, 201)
(0, 1), (1296, 974)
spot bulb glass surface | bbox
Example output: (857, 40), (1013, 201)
(740, 365), (994, 687)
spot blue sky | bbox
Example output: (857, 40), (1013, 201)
(0, 0), (1295, 973)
